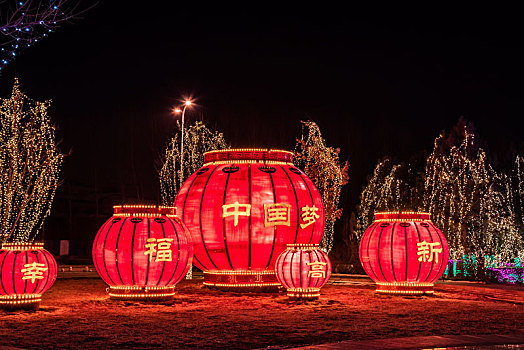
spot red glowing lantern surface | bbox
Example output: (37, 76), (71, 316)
(175, 149), (325, 289)
(92, 205), (193, 300)
(275, 244), (332, 299)
(0, 242), (57, 309)
(359, 212), (449, 294)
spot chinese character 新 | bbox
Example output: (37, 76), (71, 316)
(307, 261), (327, 278)
(300, 205), (320, 229)
(144, 238), (174, 262)
(21, 262), (48, 283)
(417, 241), (443, 263)
(222, 202), (251, 227)
(264, 203), (291, 227)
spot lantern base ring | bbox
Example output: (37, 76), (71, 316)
(203, 270), (281, 292)
(107, 286), (176, 301)
(375, 282), (434, 295)
(0, 294), (41, 311)
(286, 288), (321, 300)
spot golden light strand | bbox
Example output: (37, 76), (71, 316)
(0, 78), (64, 243)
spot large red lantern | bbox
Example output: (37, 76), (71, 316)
(92, 205), (193, 301)
(359, 211), (449, 295)
(0, 242), (57, 310)
(275, 244), (332, 300)
(175, 149), (325, 290)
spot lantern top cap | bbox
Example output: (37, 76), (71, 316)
(374, 211), (431, 221)
(113, 205), (176, 217)
(203, 148), (294, 165)
(286, 243), (320, 250)
(1, 242), (44, 251)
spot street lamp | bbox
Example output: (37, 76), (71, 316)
(173, 100), (192, 187)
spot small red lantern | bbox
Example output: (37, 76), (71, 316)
(175, 149), (325, 290)
(0, 242), (57, 310)
(92, 205), (193, 301)
(359, 211), (449, 295)
(275, 244), (331, 299)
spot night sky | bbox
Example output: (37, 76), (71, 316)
(1, 4), (523, 249)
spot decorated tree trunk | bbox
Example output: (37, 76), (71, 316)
(0, 242), (57, 310)
(275, 244), (332, 300)
(359, 212), (449, 295)
(175, 149), (325, 291)
(92, 205), (193, 301)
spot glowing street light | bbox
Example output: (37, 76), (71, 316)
(173, 99), (193, 187)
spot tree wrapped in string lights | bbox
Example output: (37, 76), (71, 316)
(160, 121), (228, 205)
(295, 121), (348, 253)
(357, 118), (524, 266)
(0, 79), (62, 309)
(0, 0), (94, 71)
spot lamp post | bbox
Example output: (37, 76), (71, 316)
(174, 100), (192, 188)
(173, 99), (193, 280)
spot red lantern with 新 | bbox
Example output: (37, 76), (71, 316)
(175, 149), (325, 290)
(92, 205), (193, 300)
(359, 212), (449, 295)
(0, 242), (57, 310)
(275, 244), (332, 300)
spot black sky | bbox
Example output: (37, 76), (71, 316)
(1, 4), (523, 247)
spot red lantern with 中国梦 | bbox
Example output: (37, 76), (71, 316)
(359, 211), (449, 295)
(175, 149), (325, 291)
(275, 244), (332, 300)
(92, 205), (193, 301)
(0, 242), (57, 310)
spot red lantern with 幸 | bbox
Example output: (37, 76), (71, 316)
(175, 149), (325, 290)
(275, 244), (331, 300)
(0, 242), (57, 310)
(359, 212), (449, 295)
(92, 205), (193, 301)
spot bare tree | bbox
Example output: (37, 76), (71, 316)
(0, 0), (95, 70)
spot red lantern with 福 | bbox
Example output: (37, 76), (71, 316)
(175, 149), (325, 291)
(0, 242), (57, 310)
(92, 205), (193, 301)
(359, 211), (449, 295)
(275, 244), (331, 300)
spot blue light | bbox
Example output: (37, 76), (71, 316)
(18, 1), (23, 5)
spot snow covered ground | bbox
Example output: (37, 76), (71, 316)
(0, 276), (522, 349)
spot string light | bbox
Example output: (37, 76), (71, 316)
(0, 294), (42, 306)
(286, 288), (321, 299)
(1, 242), (44, 251)
(294, 121), (348, 253)
(375, 282), (435, 295)
(357, 119), (524, 266)
(107, 286), (176, 300)
(0, 1), (94, 70)
(0, 79), (64, 243)
(160, 121), (228, 206)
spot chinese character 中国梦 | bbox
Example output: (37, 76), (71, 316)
(264, 203), (291, 227)
(222, 202), (251, 226)
(300, 205), (320, 229)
